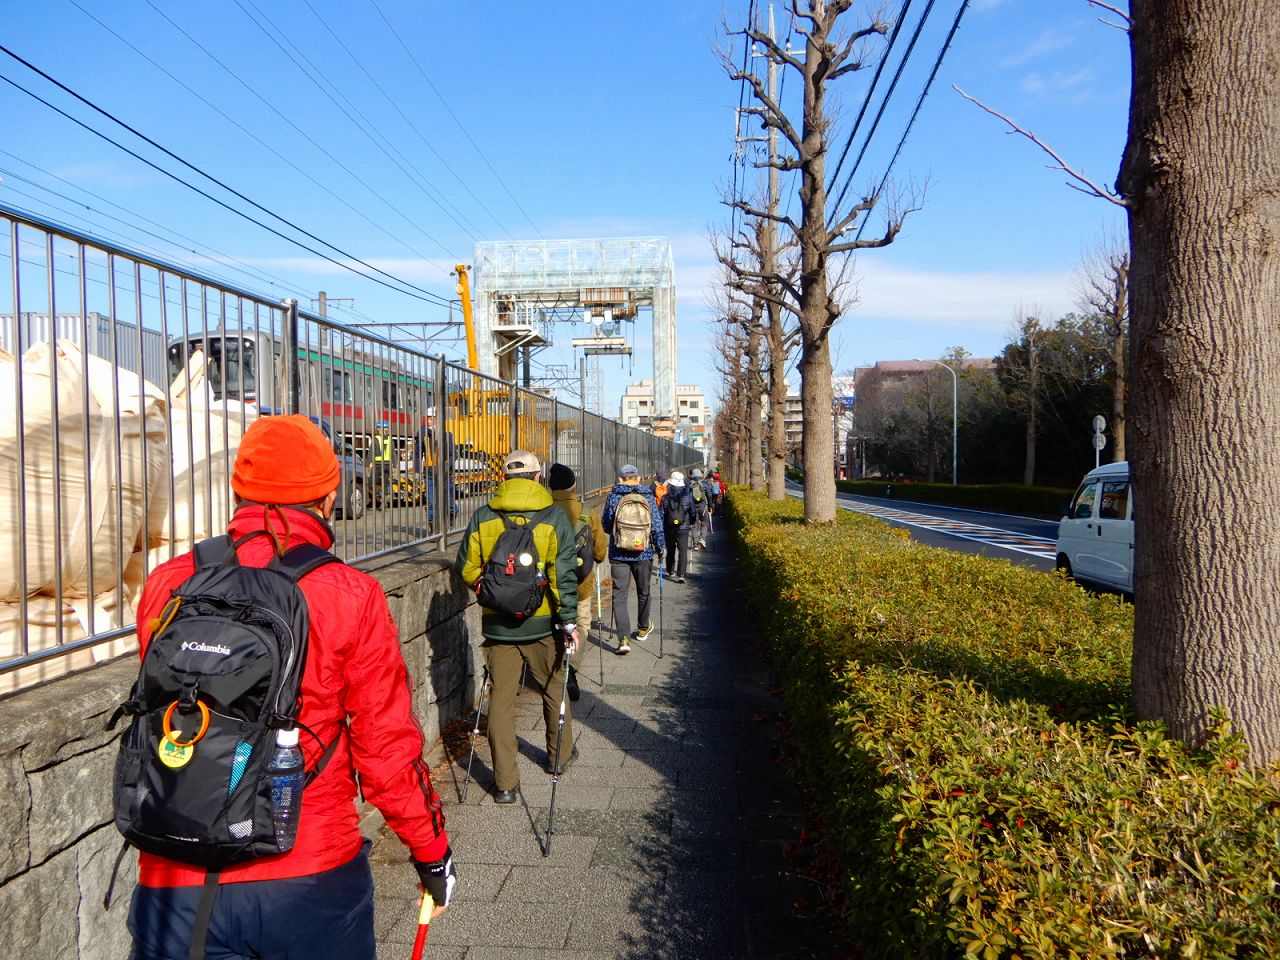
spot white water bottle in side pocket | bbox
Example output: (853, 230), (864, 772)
(268, 728), (305, 852)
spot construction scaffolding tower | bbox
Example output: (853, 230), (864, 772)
(471, 238), (677, 431)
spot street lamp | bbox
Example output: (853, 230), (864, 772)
(914, 358), (958, 485)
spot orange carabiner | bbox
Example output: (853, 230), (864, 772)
(162, 699), (211, 747)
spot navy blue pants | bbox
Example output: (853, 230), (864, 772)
(127, 845), (375, 960)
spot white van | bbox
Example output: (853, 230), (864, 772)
(1055, 461), (1133, 593)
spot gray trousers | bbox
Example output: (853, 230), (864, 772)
(610, 559), (652, 638)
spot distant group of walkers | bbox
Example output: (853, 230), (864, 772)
(113, 411), (721, 959)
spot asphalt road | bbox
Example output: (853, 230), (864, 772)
(786, 481), (1059, 572)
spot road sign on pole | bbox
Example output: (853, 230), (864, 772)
(1092, 414), (1107, 433)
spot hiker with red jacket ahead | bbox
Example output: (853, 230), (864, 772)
(127, 415), (455, 960)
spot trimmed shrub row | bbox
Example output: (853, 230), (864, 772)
(836, 478), (1075, 518)
(727, 488), (1280, 958)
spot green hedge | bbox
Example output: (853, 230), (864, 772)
(837, 478), (1074, 517)
(726, 488), (1280, 958)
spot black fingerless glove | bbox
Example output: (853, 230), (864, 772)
(412, 846), (457, 908)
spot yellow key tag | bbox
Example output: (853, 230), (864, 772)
(158, 735), (195, 769)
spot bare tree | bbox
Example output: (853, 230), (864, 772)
(1121, 2), (1280, 764)
(718, 216), (800, 498)
(724, 0), (916, 523)
(1075, 240), (1130, 461)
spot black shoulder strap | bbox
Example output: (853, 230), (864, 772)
(277, 543), (342, 583)
(193, 535), (236, 570)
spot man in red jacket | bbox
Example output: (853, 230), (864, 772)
(127, 415), (456, 960)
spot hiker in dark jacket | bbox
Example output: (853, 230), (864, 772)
(661, 470), (695, 583)
(453, 450), (580, 802)
(600, 464), (664, 655)
(547, 463), (607, 701)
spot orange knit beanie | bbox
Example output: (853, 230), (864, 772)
(232, 415), (340, 504)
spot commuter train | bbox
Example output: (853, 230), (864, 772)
(165, 331), (550, 470)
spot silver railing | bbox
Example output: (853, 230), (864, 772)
(0, 203), (701, 693)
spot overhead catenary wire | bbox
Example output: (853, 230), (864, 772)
(0, 46), (453, 307)
(297, 0), (516, 241)
(63, 0), (460, 280)
(825, 0), (916, 195)
(729, 0), (758, 244)
(853, 0), (972, 242)
(367, 0), (544, 239)
(134, 0), (461, 272)
(228, 0), (486, 242)
(828, 0), (940, 223)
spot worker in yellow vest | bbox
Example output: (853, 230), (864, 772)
(371, 420), (393, 508)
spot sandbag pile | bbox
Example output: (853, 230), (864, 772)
(0, 340), (168, 693)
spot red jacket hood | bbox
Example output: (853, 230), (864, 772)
(227, 502), (336, 553)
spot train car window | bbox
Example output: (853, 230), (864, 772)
(324, 368), (351, 403)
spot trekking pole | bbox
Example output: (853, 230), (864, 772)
(410, 890), (435, 960)
(657, 563), (664, 659)
(460, 666), (490, 803)
(545, 650), (571, 858)
(596, 574), (605, 692)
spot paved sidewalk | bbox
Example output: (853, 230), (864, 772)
(370, 521), (839, 959)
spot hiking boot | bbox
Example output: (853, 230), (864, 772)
(493, 786), (519, 804)
(616, 638), (631, 655)
(546, 745), (580, 775)
(675, 575), (687, 584)
(566, 666), (580, 702)
(635, 623), (654, 641)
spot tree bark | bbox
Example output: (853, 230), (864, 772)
(800, 334), (836, 521)
(1122, 1), (1280, 764)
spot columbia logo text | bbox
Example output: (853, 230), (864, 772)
(180, 641), (232, 656)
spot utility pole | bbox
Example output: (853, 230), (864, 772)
(761, 3), (783, 495)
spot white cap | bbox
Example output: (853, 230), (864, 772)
(669, 471), (685, 487)
(275, 727), (300, 746)
(426, 406), (437, 417)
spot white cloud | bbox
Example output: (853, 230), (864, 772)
(999, 29), (1078, 69)
(846, 260), (1076, 330)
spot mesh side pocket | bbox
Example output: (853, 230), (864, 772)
(228, 820), (253, 840)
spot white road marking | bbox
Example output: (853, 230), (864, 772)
(839, 500), (1058, 559)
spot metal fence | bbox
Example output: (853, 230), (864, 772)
(0, 203), (701, 693)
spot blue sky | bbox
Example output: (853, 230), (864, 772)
(2, 0), (1130, 417)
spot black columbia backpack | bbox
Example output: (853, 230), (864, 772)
(476, 508), (554, 618)
(110, 533), (340, 871)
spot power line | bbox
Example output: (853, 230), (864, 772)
(854, 0), (972, 242)
(227, 0), (484, 241)
(367, 0), (544, 239)
(63, 0), (458, 278)
(0, 160), (316, 301)
(825, 0), (916, 194)
(729, 0), (758, 243)
(135, 0), (460, 271)
(296, 0), (516, 241)
(0, 55), (452, 307)
(828, 0), (940, 222)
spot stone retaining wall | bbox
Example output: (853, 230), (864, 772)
(0, 549), (480, 960)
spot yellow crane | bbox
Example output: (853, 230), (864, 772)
(446, 265), (549, 478)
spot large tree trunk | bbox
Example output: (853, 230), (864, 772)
(745, 319), (766, 492)
(800, 334), (836, 523)
(1122, 1), (1280, 764)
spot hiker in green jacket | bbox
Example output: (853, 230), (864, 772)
(453, 450), (579, 803)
